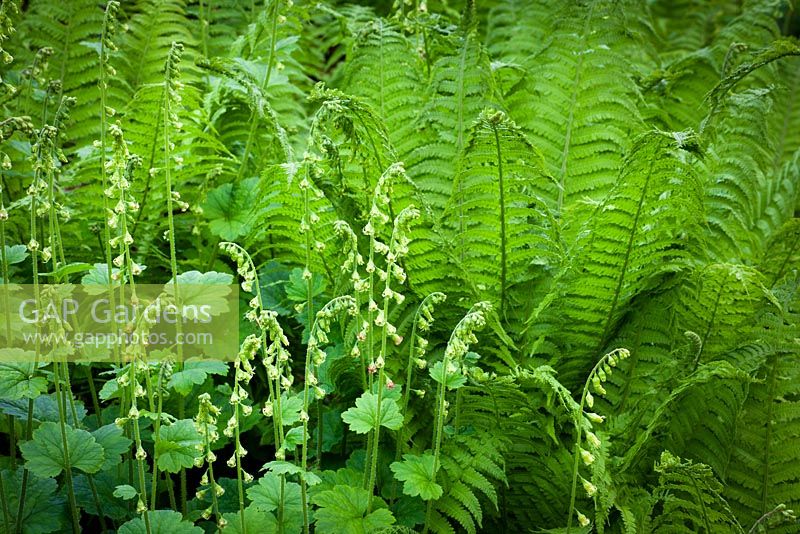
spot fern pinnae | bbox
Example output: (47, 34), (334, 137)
(120, 0), (198, 90)
(20, 0), (107, 149)
(705, 38), (800, 127)
(722, 275), (800, 531)
(424, 301), (490, 534)
(198, 56), (293, 164)
(446, 109), (555, 321)
(762, 218), (800, 287)
(341, 16), (425, 161)
(534, 130), (703, 386)
(651, 451), (744, 533)
(407, 15), (494, 213)
(505, 0), (645, 218)
(232, 0), (284, 183)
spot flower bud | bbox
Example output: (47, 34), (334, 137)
(582, 478), (597, 497)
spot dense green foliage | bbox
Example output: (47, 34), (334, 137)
(0, 0), (798, 532)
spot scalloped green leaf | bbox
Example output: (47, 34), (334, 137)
(248, 473), (302, 513)
(167, 358), (229, 395)
(155, 419), (202, 473)
(20, 421), (105, 477)
(203, 177), (259, 240)
(0, 359), (47, 400)
(341, 392), (403, 434)
(118, 509), (203, 534)
(429, 361), (467, 390)
(222, 505), (279, 534)
(1, 467), (68, 533)
(113, 484), (138, 500)
(390, 453), (443, 501)
(3, 244), (29, 265)
(92, 423), (132, 471)
(311, 485), (395, 534)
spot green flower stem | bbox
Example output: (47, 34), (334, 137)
(233, 403), (247, 534)
(16, 115), (49, 534)
(300, 184), (314, 534)
(162, 42), (187, 516)
(203, 429), (221, 528)
(423, 360), (447, 534)
(366, 284), (391, 513)
(128, 360), (152, 534)
(0, 185), (12, 534)
(150, 364), (167, 509)
(362, 239), (376, 490)
(566, 348), (626, 534)
(367, 216), (406, 511)
(52, 358), (81, 534)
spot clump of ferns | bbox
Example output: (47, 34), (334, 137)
(566, 347), (630, 532)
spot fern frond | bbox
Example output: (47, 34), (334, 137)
(772, 59), (800, 168)
(601, 292), (680, 421)
(762, 217), (800, 286)
(429, 432), (506, 534)
(722, 273), (800, 531)
(191, 0), (256, 59)
(620, 359), (751, 476)
(530, 131), (704, 386)
(405, 23), (495, 212)
(254, 160), (337, 282)
(484, 0), (557, 66)
(119, 76), (231, 266)
(118, 0), (199, 89)
(641, 49), (719, 131)
(649, 0), (734, 57)
(307, 83), (401, 223)
(19, 0), (114, 150)
(455, 368), (576, 529)
(703, 89), (781, 262)
(675, 263), (774, 364)
(651, 451), (744, 533)
(199, 56), (293, 164)
(341, 17), (426, 161)
(706, 38), (800, 115)
(503, 0), (646, 216)
(444, 109), (557, 319)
